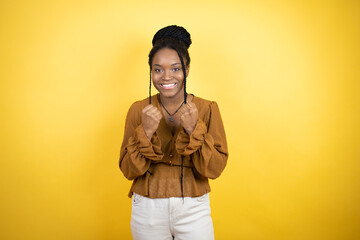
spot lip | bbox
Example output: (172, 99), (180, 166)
(160, 83), (177, 89)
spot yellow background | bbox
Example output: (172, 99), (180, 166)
(1, 0), (359, 239)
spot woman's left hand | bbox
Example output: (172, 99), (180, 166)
(179, 102), (198, 136)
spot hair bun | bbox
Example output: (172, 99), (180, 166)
(152, 25), (192, 49)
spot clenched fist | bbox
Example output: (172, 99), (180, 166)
(142, 104), (163, 140)
(179, 102), (198, 136)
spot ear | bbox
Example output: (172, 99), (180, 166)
(186, 66), (190, 77)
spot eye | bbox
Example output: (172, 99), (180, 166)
(172, 67), (180, 72)
(154, 68), (162, 73)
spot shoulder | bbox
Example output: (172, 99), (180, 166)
(125, 96), (151, 121)
(192, 95), (221, 125)
(129, 96), (150, 111)
(192, 95), (218, 111)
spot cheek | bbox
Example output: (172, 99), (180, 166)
(151, 75), (162, 90)
(175, 71), (184, 80)
(151, 73), (160, 83)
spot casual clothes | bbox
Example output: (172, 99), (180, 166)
(119, 93), (228, 199)
(130, 193), (214, 240)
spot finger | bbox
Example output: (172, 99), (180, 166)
(179, 108), (187, 116)
(180, 113), (188, 121)
(190, 107), (198, 113)
(144, 104), (154, 110)
(181, 103), (191, 113)
(153, 107), (162, 115)
(149, 109), (163, 122)
(154, 111), (163, 120)
(188, 103), (197, 110)
(143, 104), (154, 112)
(181, 111), (191, 118)
(147, 106), (160, 115)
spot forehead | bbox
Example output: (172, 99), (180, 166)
(152, 48), (180, 65)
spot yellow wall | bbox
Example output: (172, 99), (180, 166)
(1, 0), (359, 239)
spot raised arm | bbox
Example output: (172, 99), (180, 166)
(119, 102), (164, 180)
(175, 101), (228, 179)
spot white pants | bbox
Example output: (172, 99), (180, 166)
(130, 193), (214, 240)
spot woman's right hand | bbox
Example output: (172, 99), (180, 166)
(142, 104), (163, 140)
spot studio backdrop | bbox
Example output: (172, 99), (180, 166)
(1, 0), (359, 239)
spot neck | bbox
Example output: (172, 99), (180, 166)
(159, 92), (185, 108)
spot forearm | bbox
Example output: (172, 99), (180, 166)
(119, 124), (164, 180)
(175, 119), (228, 179)
(191, 134), (228, 179)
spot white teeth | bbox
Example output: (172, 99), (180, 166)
(161, 83), (176, 87)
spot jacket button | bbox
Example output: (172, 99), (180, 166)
(169, 154), (173, 158)
(169, 160), (173, 166)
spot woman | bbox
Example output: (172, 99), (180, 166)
(119, 25), (228, 240)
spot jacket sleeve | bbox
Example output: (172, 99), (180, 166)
(175, 101), (228, 179)
(119, 102), (164, 180)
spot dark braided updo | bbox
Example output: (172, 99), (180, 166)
(148, 25), (192, 104)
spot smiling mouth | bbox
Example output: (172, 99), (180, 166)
(160, 83), (177, 89)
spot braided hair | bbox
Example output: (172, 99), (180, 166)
(148, 25), (192, 200)
(148, 25), (192, 105)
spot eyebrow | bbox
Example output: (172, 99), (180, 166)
(152, 63), (181, 67)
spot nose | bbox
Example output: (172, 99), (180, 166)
(162, 70), (172, 80)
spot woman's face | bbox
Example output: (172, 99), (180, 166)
(151, 47), (189, 100)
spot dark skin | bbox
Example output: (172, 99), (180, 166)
(142, 48), (198, 139)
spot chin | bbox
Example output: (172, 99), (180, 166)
(163, 91), (184, 99)
(160, 91), (176, 98)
